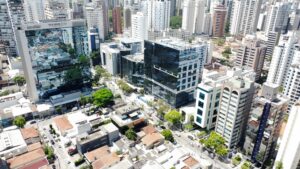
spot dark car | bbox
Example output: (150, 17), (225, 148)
(30, 120), (36, 124)
(50, 140), (55, 145)
(68, 148), (78, 156)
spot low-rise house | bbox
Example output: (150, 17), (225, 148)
(7, 148), (48, 169)
(53, 116), (73, 136)
(76, 130), (109, 154)
(0, 128), (27, 159)
(111, 103), (145, 130)
(20, 127), (40, 145)
(84, 145), (120, 169)
(141, 132), (164, 149)
(27, 142), (42, 152)
(102, 123), (120, 145)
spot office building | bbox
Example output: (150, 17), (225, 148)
(181, 0), (205, 34)
(215, 72), (255, 148)
(235, 35), (267, 81)
(264, 2), (291, 36)
(144, 38), (207, 108)
(85, 0), (109, 41)
(212, 5), (226, 37)
(100, 39), (142, 76)
(15, 20), (90, 102)
(195, 67), (256, 130)
(229, 0), (262, 36)
(243, 83), (288, 166)
(267, 32), (299, 86)
(23, 0), (45, 22)
(275, 102), (300, 169)
(131, 12), (148, 41)
(121, 54), (144, 87)
(113, 6), (122, 34)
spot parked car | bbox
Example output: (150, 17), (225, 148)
(50, 140), (55, 145)
(30, 120), (37, 124)
(187, 135), (195, 140)
(68, 148), (78, 156)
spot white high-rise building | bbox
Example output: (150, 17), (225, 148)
(131, 12), (148, 41)
(142, 0), (171, 31)
(283, 44), (300, 110)
(181, 0), (205, 34)
(274, 102), (300, 169)
(23, 0), (45, 22)
(264, 2), (291, 35)
(85, 1), (108, 41)
(195, 67), (256, 130)
(229, 0), (262, 36)
(215, 71), (255, 148)
(266, 32), (299, 86)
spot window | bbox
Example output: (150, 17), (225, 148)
(214, 101), (219, 107)
(193, 76), (196, 80)
(213, 116), (217, 122)
(182, 79), (186, 84)
(216, 93), (221, 99)
(213, 109), (218, 115)
(188, 78), (191, 82)
(197, 109), (203, 116)
(197, 116), (202, 124)
(189, 65), (192, 70)
(183, 66), (187, 71)
(199, 93), (205, 100)
(198, 101), (204, 108)
(194, 63), (197, 68)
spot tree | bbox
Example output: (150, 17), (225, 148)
(90, 51), (101, 65)
(13, 116), (26, 128)
(241, 161), (251, 169)
(161, 129), (174, 142)
(125, 128), (137, 140)
(64, 67), (83, 86)
(200, 131), (228, 157)
(92, 88), (114, 107)
(170, 16), (182, 29)
(117, 80), (134, 94)
(44, 145), (55, 160)
(164, 110), (182, 126)
(78, 54), (90, 66)
(13, 75), (26, 86)
(184, 124), (193, 131)
(275, 161), (283, 169)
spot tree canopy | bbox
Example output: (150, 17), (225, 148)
(117, 80), (134, 94)
(161, 129), (174, 142)
(164, 110), (182, 125)
(92, 88), (114, 107)
(13, 75), (26, 86)
(200, 131), (228, 157)
(125, 128), (137, 140)
(170, 16), (182, 29)
(13, 116), (26, 128)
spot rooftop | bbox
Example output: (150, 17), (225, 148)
(141, 132), (164, 147)
(84, 145), (110, 163)
(150, 38), (205, 51)
(27, 142), (42, 152)
(77, 129), (107, 145)
(122, 53), (144, 63)
(54, 116), (73, 133)
(142, 125), (157, 135)
(0, 129), (26, 152)
(20, 127), (39, 140)
(7, 148), (45, 169)
(183, 156), (199, 168)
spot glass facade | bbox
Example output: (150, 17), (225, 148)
(144, 40), (202, 107)
(121, 54), (144, 87)
(25, 26), (90, 99)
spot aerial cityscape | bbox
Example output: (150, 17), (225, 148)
(0, 0), (299, 169)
